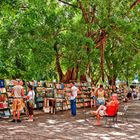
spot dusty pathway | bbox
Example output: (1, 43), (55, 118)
(0, 100), (140, 140)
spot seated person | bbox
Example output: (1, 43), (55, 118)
(90, 94), (119, 125)
(96, 84), (107, 106)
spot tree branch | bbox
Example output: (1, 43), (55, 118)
(130, 0), (140, 9)
(58, 0), (79, 8)
(90, 5), (96, 23)
(78, 0), (89, 23)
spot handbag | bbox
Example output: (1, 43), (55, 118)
(28, 99), (34, 108)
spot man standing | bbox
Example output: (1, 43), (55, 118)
(70, 82), (79, 116)
(11, 80), (24, 122)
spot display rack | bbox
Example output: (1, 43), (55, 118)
(59, 83), (91, 110)
(77, 82), (91, 108)
(0, 89), (11, 118)
(5, 80), (91, 115)
(36, 86), (47, 108)
(43, 83), (66, 114)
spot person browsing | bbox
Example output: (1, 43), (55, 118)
(11, 80), (24, 123)
(70, 82), (79, 116)
(26, 85), (35, 122)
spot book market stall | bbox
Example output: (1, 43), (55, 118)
(0, 80), (11, 118)
(0, 79), (93, 119)
(42, 82), (91, 114)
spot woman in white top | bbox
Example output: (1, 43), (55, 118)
(26, 85), (35, 122)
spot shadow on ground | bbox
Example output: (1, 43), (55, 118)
(0, 100), (140, 140)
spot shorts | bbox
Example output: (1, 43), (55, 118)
(12, 98), (24, 111)
(90, 96), (96, 99)
(127, 93), (132, 98)
(27, 101), (34, 115)
(99, 110), (107, 116)
(96, 99), (105, 106)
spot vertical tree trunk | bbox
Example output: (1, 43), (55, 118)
(61, 66), (79, 83)
(108, 75), (116, 86)
(100, 45), (105, 82)
(54, 43), (64, 81)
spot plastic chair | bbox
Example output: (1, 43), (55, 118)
(117, 104), (128, 123)
(103, 113), (118, 127)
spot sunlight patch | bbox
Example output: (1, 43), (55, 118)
(76, 119), (85, 123)
(76, 127), (88, 130)
(109, 132), (127, 136)
(127, 124), (134, 128)
(84, 133), (109, 137)
(47, 119), (56, 124)
(38, 123), (46, 126)
(129, 135), (139, 139)
(100, 137), (111, 140)
(8, 126), (26, 130)
(53, 129), (61, 132)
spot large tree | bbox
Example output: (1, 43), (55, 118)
(0, 0), (140, 84)
(57, 0), (140, 83)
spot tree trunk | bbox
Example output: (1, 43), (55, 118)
(80, 74), (87, 82)
(108, 75), (116, 86)
(61, 67), (79, 83)
(100, 45), (105, 82)
(54, 42), (79, 83)
(56, 1), (108, 83)
(130, 0), (140, 9)
(54, 43), (64, 81)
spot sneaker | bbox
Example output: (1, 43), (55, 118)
(17, 119), (21, 123)
(11, 119), (16, 122)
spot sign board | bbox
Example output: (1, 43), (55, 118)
(0, 79), (4, 88)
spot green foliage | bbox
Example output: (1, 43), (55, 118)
(0, 0), (140, 83)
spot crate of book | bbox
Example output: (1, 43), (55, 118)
(54, 83), (66, 111)
(0, 93), (11, 118)
(0, 102), (8, 108)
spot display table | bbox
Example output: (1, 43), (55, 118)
(44, 98), (66, 114)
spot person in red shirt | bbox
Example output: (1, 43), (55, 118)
(90, 94), (119, 125)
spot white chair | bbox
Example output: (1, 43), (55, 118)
(117, 104), (128, 123)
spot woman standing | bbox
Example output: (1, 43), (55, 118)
(96, 84), (106, 106)
(26, 85), (35, 122)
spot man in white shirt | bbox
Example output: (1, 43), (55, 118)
(70, 82), (79, 116)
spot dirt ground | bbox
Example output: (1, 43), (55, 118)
(0, 99), (140, 140)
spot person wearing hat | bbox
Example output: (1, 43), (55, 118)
(90, 94), (119, 125)
(11, 79), (24, 123)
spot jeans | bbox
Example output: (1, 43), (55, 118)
(70, 98), (76, 116)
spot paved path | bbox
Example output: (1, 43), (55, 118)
(0, 100), (140, 140)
